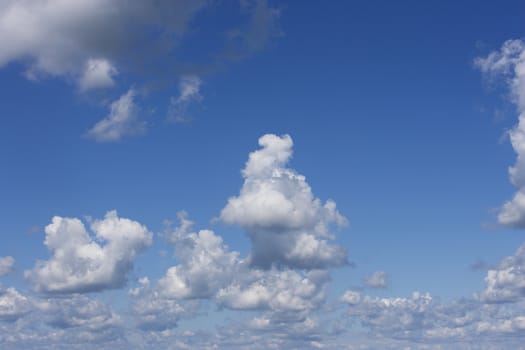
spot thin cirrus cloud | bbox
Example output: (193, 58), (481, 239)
(475, 39), (525, 227)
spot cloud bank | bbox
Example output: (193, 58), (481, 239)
(1, 132), (525, 349)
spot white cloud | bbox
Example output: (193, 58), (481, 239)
(365, 271), (388, 289)
(167, 76), (203, 123)
(25, 210), (152, 294)
(478, 242), (525, 303)
(0, 257), (14, 277)
(87, 89), (146, 142)
(476, 39), (525, 227)
(221, 134), (348, 269)
(157, 227), (240, 299)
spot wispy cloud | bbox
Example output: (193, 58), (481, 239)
(86, 89), (146, 142)
(364, 271), (388, 289)
(167, 76), (203, 123)
(0, 256), (14, 277)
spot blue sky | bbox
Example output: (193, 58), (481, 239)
(1, 1), (525, 349)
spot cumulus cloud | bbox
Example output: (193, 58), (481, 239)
(0, 257), (14, 277)
(478, 242), (525, 303)
(25, 210), (152, 294)
(476, 39), (525, 227)
(364, 271), (388, 289)
(158, 227), (240, 300)
(86, 89), (146, 142)
(221, 134), (348, 269)
(167, 76), (203, 123)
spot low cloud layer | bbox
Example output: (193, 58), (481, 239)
(2, 132), (525, 349)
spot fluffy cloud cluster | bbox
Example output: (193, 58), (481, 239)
(26, 210), (152, 293)
(158, 216), (240, 299)
(133, 210), (330, 333)
(476, 39), (525, 226)
(221, 134), (348, 269)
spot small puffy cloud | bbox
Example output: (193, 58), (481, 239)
(87, 89), (146, 142)
(478, 242), (525, 303)
(78, 58), (117, 91)
(221, 134), (348, 269)
(0, 285), (33, 322)
(0, 257), (14, 277)
(167, 76), (203, 123)
(25, 210), (152, 294)
(341, 290), (361, 305)
(476, 39), (525, 227)
(365, 271), (388, 289)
